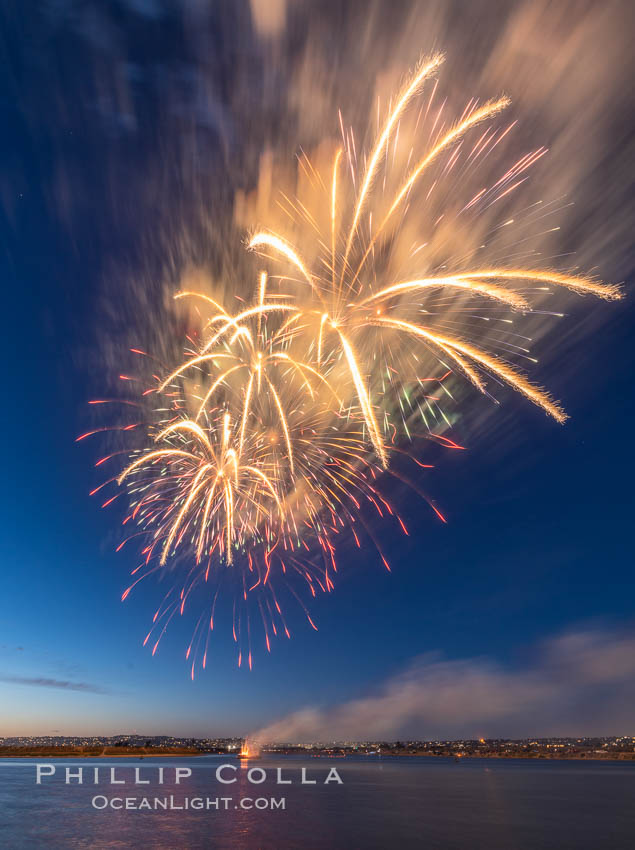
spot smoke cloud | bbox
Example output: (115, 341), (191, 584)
(251, 627), (635, 742)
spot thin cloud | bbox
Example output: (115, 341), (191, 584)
(0, 674), (109, 694)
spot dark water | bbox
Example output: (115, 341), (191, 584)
(1, 754), (634, 849)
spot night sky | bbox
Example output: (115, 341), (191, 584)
(1, 1), (634, 739)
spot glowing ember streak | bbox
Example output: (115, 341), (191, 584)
(337, 329), (387, 466)
(248, 231), (315, 292)
(342, 53), (444, 270)
(362, 277), (530, 311)
(450, 269), (622, 301)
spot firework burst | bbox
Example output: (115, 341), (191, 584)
(84, 54), (621, 673)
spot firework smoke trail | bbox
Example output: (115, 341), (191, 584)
(84, 54), (621, 673)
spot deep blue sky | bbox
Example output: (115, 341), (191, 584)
(1, 1), (633, 738)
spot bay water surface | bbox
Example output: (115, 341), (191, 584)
(1, 754), (633, 848)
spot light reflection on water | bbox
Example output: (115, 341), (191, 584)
(1, 754), (634, 849)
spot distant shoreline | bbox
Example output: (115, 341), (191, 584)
(0, 747), (202, 759)
(2, 748), (635, 762)
(391, 752), (635, 762)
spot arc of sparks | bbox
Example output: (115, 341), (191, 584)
(265, 375), (295, 475)
(257, 271), (267, 339)
(195, 364), (245, 421)
(223, 476), (234, 561)
(331, 147), (343, 288)
(348, 96), (510, 293)
(161, 463), (213, 565)
(244, 465), (283, 513)
(451, 269), (622, 301)
(336, 328), (388, 466)
(341, 53), (445, 274)
(239, 373), (255, 458)
(317, 313), (329, 366)
(360, 276), (529, 310)
(159, 352), (234, 392)
(174, 291), (230, 315)
(156, 420), (215, 454)
(268, 351), (342, 403)
(371, 316), (566, 422)
(117, 449), (197, 485)
(202, 304), (298, 353)
(196, 474), (221, 561)
(248, 231), (316, 293)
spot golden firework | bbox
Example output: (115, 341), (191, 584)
(86, 53), (621, 671)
